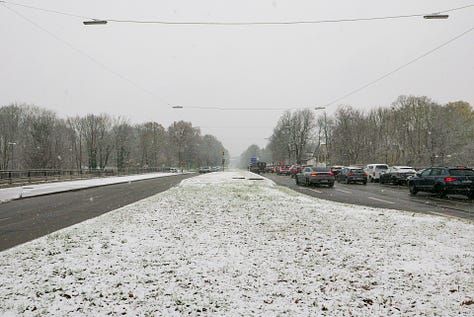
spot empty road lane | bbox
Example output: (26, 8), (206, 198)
(0, 174), (195, 251)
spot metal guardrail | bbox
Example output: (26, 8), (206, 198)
(0, 168), (172, 187)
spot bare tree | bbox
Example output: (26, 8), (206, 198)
(0, 104), (24, 169)
(136, 122), (166, 168)
(80, 114), (113, 170)
(112, 118), (133, 170)
(167, 121), (200, 168)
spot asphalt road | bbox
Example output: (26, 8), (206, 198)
(265, 173), (474, 221)
(0, 173), (195, 251)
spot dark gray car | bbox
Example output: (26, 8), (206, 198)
(336, 167), (368, 185)
(296, 166), (335, 187)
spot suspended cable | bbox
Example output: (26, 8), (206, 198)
(323, 26), (474, 107)
(0, 3), (172, 108)
(2, 1), (473, 26)
(0, 1), (89, 19)
(175, 106), (300, 111)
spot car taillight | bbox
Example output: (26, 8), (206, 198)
(445, 177), (458, 183)
(330, 172), (334, 176)
(311, 173), (318, 177)
(363, 173), (368, 177)
(348, 173), (354, 177)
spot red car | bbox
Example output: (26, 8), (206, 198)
(289, 165), (302, 178)
(277, 165), (291, 175)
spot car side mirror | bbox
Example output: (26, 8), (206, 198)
(416, 172), (421, 177)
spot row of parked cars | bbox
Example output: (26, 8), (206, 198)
(361, 164), (474, 200)
(269, 162), (474, 199)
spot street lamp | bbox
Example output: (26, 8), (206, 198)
(314, 106), (326, 110)
(83, 19), (108, 25)
(423, 13), (449, 19)
(320, 142), (328, 167)
(8, 142), (17, 170)
(172, 105), (183, 109)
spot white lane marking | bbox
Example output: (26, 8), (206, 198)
(368, 196), (395, 205)
(428, 211), (454, 218)
(336, 188), (351, 194)
(308, 188), (322, 194)
(0, 217), (11, 222)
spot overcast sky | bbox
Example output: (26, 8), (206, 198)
(1, 0), (473, 156)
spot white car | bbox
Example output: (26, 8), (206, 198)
(364, 164), (389, 182)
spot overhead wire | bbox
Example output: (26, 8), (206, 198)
(1, 1), (473, 25)
(1, 1), (473, 111)
(177, 106), (300, 111)
(0, 2), (173, 108)
(0, 0), (89, 19)
(323, 25), (474, 107)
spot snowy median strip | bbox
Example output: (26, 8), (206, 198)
(0, 171), (473, 316)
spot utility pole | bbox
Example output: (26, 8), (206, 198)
(222, 151), (225, 172)
(8, 142), (17, 170)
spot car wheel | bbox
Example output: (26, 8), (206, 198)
(295, 176), (299, 185)
(328, 182), (334, 188)
(409, 182), (418, 195)
(305, 178), (310, 187)
(362, 181), (367, 185)
(345, 178), (349, 184)
(469, 192), (474, 200)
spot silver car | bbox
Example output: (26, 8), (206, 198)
(296, 166), (335, 187)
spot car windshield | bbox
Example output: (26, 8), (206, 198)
(449, 169), (474, 176)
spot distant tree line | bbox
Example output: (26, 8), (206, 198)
(0, 103), (228, 171)
(241, 96), (473, 168)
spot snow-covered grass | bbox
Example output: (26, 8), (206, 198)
(1, 171), (473, 316)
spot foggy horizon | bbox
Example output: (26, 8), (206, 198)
(1, 0), (473, 156)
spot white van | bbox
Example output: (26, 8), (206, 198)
(364, 164), (389, 182)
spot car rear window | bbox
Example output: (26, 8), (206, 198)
(350, 169), (364, 173)
(449, 169), (474, 176)
(313, 167), (330, 173)
(376, 165), (388, 169)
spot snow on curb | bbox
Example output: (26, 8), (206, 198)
(0, 171), (473, 316)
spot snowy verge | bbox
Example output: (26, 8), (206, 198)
(0, 172), (182, 203)
(0, 171), (473, 316)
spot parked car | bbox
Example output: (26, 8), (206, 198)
(296, 166), (335, 187)
(199, 166), (212, 173)
(379, 166), (416, 185)
(249, 161), (266, 174)
(277, 165), (291, 176)
(364, 164), (389, 182)
(336, 167), (367, 184)
(289, 165), (302, 178)
(330, 165), (344, 177)
(265, 165), (275, 173)
(408, 167), (474, 199)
